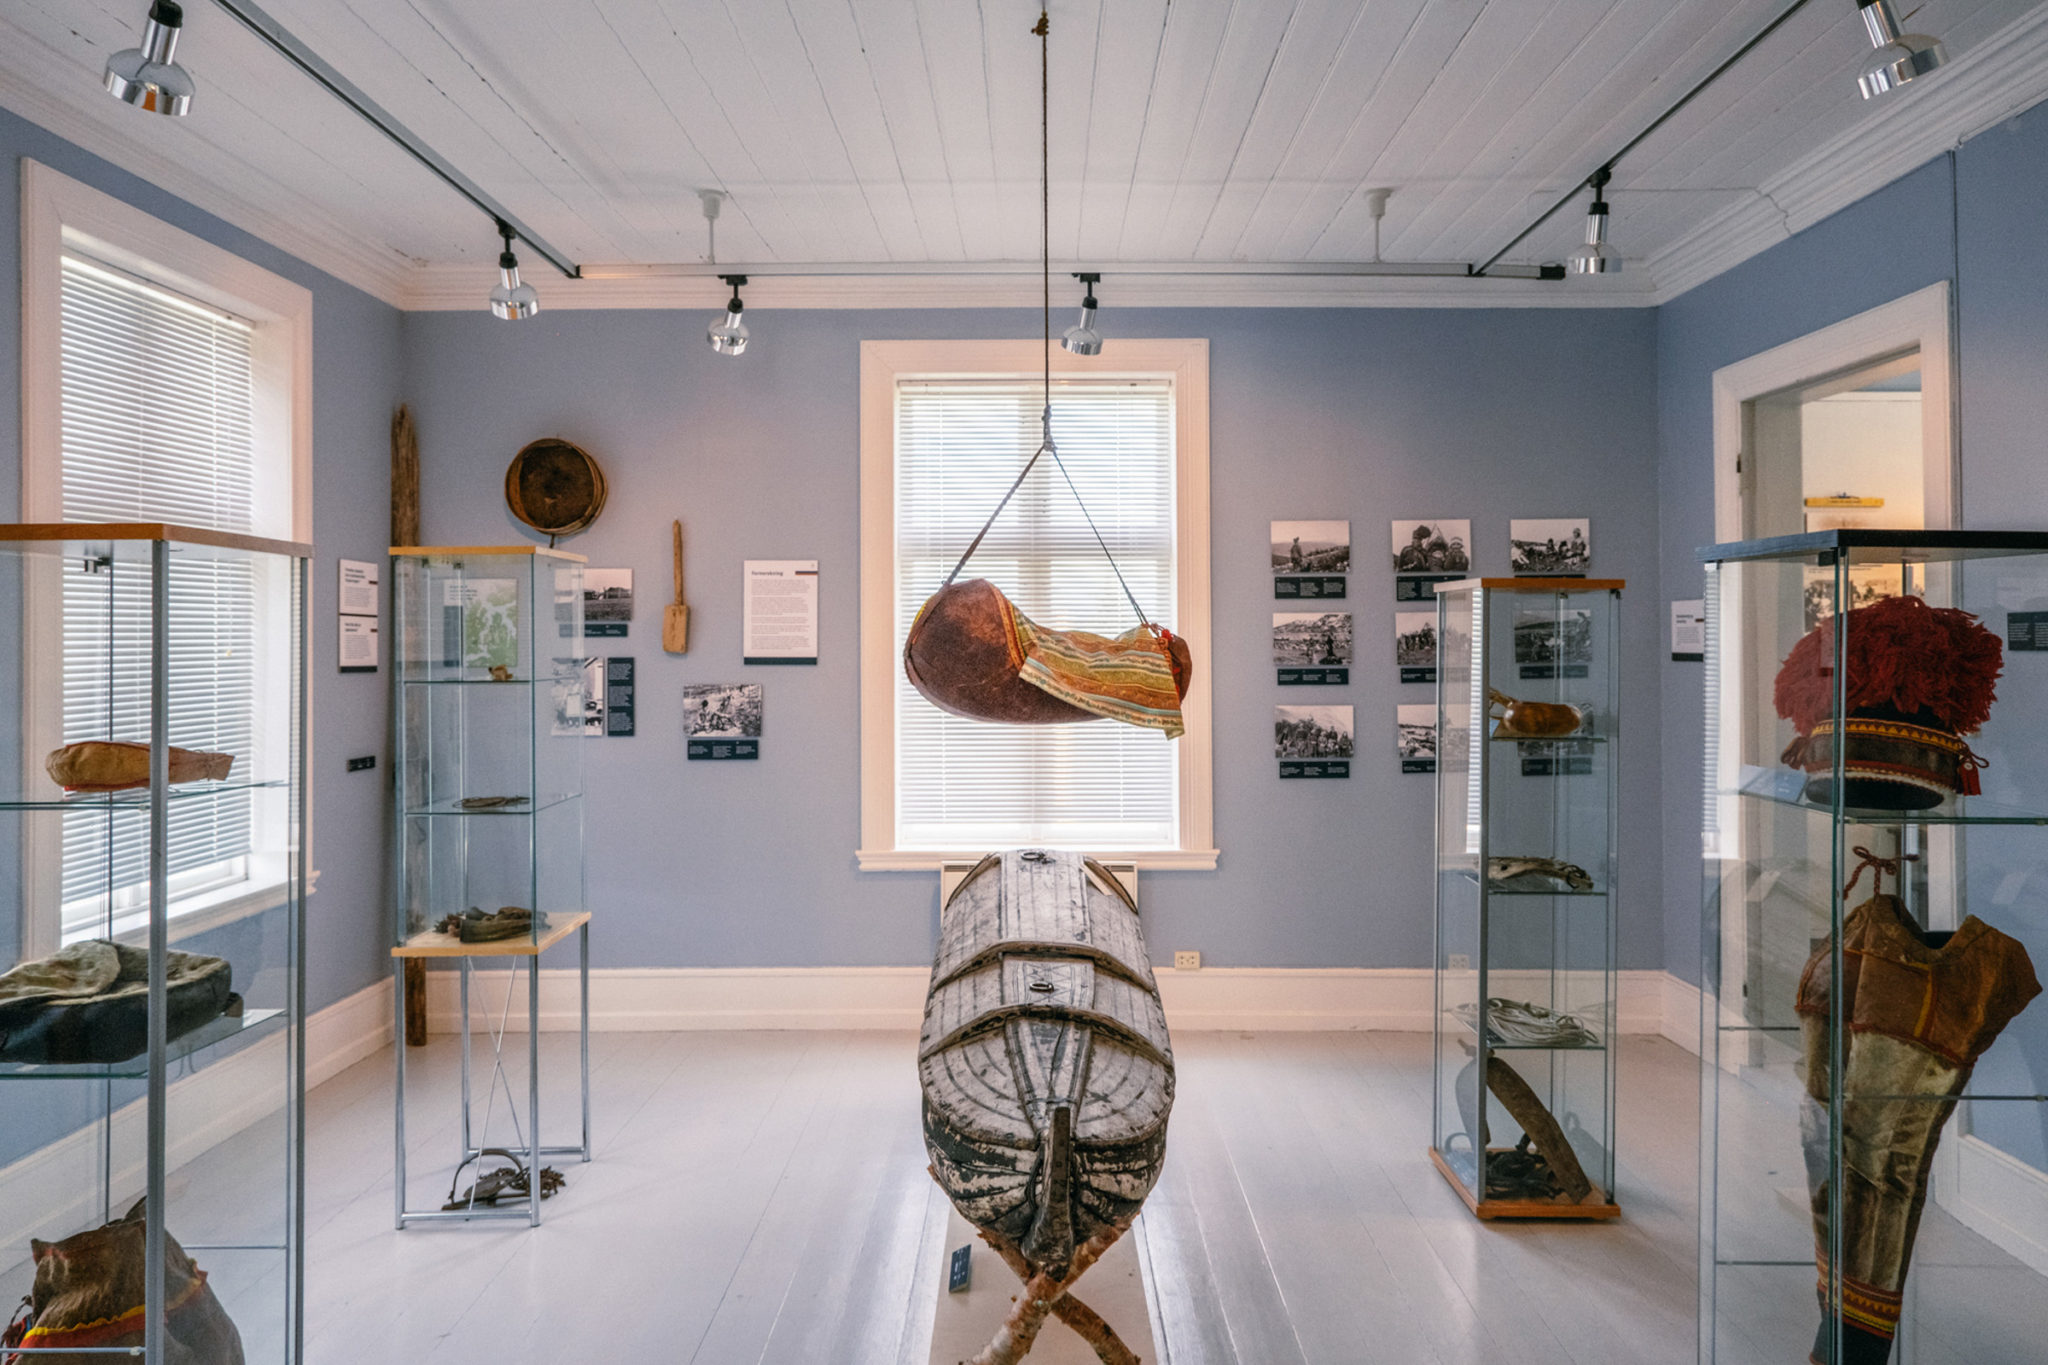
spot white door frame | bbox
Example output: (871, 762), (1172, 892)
(1711, 281), (1954, 542)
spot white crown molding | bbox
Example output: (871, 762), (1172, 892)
(1646, 2), (2048, 305)
(0, 43), (412, 307)
(9, 3), (2046, 314)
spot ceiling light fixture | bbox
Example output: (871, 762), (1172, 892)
(707, 275), (749, 356)
(1567, 168), (1621, 275)
(1061, 273), (1102, 355)
(1855, 0), (1946, 98)
(104, 1), (194, 116)
(489, 221), (539, 320)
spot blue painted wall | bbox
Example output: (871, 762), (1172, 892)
(1656, 104), (2048, 1168)
(0, 106), (403, 1020)
(400, 304), (1666, 973)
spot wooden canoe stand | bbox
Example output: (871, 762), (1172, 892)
(953, 1212), (1140, 1365)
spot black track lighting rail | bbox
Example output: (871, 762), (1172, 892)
(579, 261), (1565, 282)
(1475, 0), (1816, 277)
(206, 0), (581, 279)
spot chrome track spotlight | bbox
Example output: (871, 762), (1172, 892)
(104, 1), (194, 116)
(708, 275), (749, 356)
(1567, 168), (1621, 276)
(489, 221), (540, 320)
(1061, 273), (1103, 356)
(1855, 0), (1947, 98)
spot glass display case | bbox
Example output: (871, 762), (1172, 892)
(1700, 530), (2048, 1365)
(1431, 577), (1622, 1220)
(0, 523), (308, 1361)
(388, 546), (591, 1227)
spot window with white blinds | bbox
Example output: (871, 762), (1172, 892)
(56, 255), (261, 937)
(895, 379), (1177, 849)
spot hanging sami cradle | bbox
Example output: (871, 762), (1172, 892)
(902, 10), (1193, 740)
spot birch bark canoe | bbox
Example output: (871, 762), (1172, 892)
(919, 849), (1174, 1280)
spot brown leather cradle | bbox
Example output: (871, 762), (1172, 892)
(904, 578), (1192, 726)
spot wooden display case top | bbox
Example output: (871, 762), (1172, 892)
(388, 544), (588, 562)
(392, 911), (590, 959)
(0, 522), (313, 558)
(1432, 577), (1625, 593)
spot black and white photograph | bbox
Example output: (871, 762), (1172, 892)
(550, 656), (602, 736)
(1273, 612), (1351, 684)
(1390, 520), (1472, 574)
(584, 568), (634, 637)
(685, 682), (763, 760)
(1509, 518), (1591, 576)
(1513, 607), (1593, 679)
(1276, 704), (1353, 779)
(1395, 611), (1437, 684)
(685, 682), (763, 737)
(1397, 703), (1438, 774)
(1271, 520), (1350, 601)
(1801, 565), (1899, 631)
(1271, 521), (1351, 576)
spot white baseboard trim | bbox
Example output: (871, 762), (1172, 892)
(0, 978), (392, 1262)
(1659, 973), (1704, 1057)
(415, 964), (1693, 1036)
(1937, 1133), (2048, 1278)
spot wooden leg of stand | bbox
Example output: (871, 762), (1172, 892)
(404, 958), (428, 1047)
(980, 1230), (1141, 1365)
(968, 1222), (1128, 1365)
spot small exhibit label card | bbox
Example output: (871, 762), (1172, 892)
(605, 658), (636, 736)
(1280, 758), (1350, 778)
(338, 615), (378, 673)
(2008, 610), (2048, 651)
(338, 559), (380, 615)
(743, 561), (819, 663)
(688, 738), (758, 760)
(1671, 599), (1706, 661)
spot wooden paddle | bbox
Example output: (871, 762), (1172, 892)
(663, 519), (690, 653)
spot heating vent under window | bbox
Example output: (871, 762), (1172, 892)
(56, 255), (260, 936)
(895, 379), (1177, 850)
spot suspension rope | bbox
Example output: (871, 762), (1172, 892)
(943, 8), (1149, 629)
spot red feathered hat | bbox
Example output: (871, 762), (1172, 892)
(1774, 594), (2001, 808)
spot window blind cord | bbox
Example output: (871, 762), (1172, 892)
(943, 9), (1151, 631)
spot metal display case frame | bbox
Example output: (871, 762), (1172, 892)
(388, 545), (592, 1229)
(0, 522), (310, 1362)
(1430, 576), (1623, 1221)
(1700, 529), (2048, 1365)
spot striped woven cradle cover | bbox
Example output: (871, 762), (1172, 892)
(999, 594), (1186, 739)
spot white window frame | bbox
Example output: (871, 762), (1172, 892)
(18, 159), (313, 958)
(857, 338), (1215, 871)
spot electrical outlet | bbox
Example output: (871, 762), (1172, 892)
(1174, 950), (1201, 971)
(1448, 954), (1471, 971)
(346, 755), (377, 773)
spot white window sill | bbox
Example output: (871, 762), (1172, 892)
(857, 849), (1218, 872)
(103, 867), (319, 949)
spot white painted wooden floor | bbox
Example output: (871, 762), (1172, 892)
(265, 1029), (1708, 1365)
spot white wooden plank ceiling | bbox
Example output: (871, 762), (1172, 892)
(2, 0), (2044, 308)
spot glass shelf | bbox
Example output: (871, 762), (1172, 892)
(0, 777), (290, 813)
(1448, 1018), (1608, 1052)
(0, 1008), (283, 1081)
(1731, 764), (2048, 825)
(397, 675), (546, 687)
(402, 792), (582, 818)
(1491, 733), (1606, 744)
